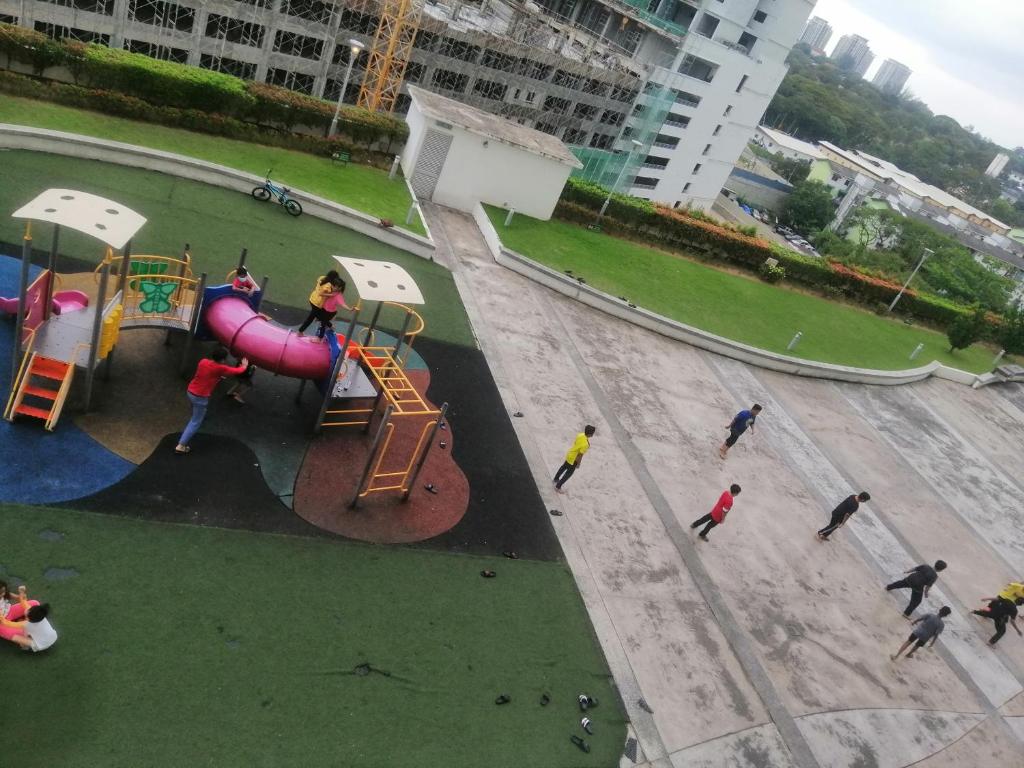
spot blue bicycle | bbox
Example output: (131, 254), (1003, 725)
(251, 171), (303, 217)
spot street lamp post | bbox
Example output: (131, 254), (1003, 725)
(888, 247), (933, 313)
(598, 139), (644, 219)
(329, 39), (365, 138)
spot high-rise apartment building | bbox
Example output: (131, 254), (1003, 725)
(799, 15), (831, 52)
(830, 33), (873, 77)
(872, 58), (911, 95)
(986, 153), (1010, 179)
(0, 0), (813, 212)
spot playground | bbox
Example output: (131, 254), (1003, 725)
(0, 152), (624, 766)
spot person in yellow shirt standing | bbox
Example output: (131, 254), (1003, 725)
(554, 425), (596, 493)
(297, 270), (343, 337)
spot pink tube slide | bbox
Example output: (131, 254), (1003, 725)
(203, 296), (333, 380)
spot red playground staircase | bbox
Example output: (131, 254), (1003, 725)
(4, 354), (75, 431)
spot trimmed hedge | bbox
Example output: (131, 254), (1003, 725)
(0, 70), (396, 166)
(0, 23), (406, 148)
(557, 178), (996, 334)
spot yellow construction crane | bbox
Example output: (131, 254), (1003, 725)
(357, 0), (423, 114)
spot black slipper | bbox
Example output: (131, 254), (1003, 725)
(549, 509), (563, 516)
(480, 570), (496, 578)
(570, 735), (590, 753)
(512, 411), (523, 417)
(502, 551), (519, 560)
(494, 694), (510, 705)
(540, 693), (550, 706)
(424, 483), (438, 494)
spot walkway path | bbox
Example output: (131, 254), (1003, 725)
(423, 204), (1024, 768)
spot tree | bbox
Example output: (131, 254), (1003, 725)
(1001, 305), (1024, 356)
(768, 153), (811, 184)
(946, 305), (988, 352)
(782, 180), (835, 235)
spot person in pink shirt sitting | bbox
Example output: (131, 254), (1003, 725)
(0, 584), (57, 653)
(231, 266), (259, 296)
(690, 484), (741, 541)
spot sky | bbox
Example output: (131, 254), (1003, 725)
(809, 0), (1024, 150)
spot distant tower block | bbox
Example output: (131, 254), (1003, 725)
(358, 0), (422, 114)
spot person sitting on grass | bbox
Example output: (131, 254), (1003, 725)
(0, 585), (57, 653)
(231, 266), (259, 296)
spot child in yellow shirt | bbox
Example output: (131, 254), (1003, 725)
(554, 425), (596, 493)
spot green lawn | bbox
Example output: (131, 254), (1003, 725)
(0, 95), (425, 235)
(489, 207), (1004, 373)
(0, 151), (474, 347)
(0, 505), (623, 767)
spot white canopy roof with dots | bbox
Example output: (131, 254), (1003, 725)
(12, 189), (147, 249)
(333, 256), (425, 305)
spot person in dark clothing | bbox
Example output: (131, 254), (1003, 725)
(891, 607), (951, 661)
(973, 596), (1024, 646)
(886, 560), (947, 618)
(719, 404), (762, 459)
(817, 491), (870, 541)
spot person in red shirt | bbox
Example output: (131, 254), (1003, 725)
(174, 347), (248, 454)
(690, 484), (741, 541)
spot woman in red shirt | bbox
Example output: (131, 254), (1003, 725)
(174, 347), (248, 454)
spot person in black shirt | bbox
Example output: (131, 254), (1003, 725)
(973, 596), (1024, 645)
(886, 560), (947, 617)
(817, 492), (870, 541)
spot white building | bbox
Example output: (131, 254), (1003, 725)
(872, 59), (911, 96)
(753, 125), (823, 163)
(830, 33), (874, 78)
(986, 153), (1010, 179)
(402, 86), (581, 220)
(628, 0), (814, 211)
(799, 16), (832, 53)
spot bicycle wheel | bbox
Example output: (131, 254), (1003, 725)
(284, 199), (303, 217)
(252, 186), (271, 201)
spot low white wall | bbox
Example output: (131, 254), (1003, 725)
(472, 203), (984, 388)
(0, 124), (435, 260)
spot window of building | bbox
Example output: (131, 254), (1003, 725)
(125, 39), (188, 63)
(324, 76), (360, 103)
(589, 133), (615, 149)
(394, 93), (412, 114)
(127, 0), (193, 32)
(266, 68), (315, 95)
(410, 29), (435, 51)
(332, 44), (367, 66)
(199, 54), (256, 79)
(738, 32), (757, 52)
(599, 109), (625, 127)
(678, 54), (717, 83)
(723, 104), (733, 116)
(404, 61), (425, 84)
(535, 122), (559, 136)
(633, 103), (646, 116)
(43, 0), (114, 15)
(472, 78), (507, 101)
(481, 49), (517, 72)
(653, 134), (679, 149)
(702, 143), (712, 156)
(563, 128), (588, 145)
(683, 182), (692, 192)
(712, 124), (722, 136)
(753, 10), (767, 23)
(340, 10), (379, 35)
(643, 156), (669, 169)
(552, 69), (582, 89)
(633, 177), (659, 189)
(610, 85), (639, 103)
(273, 30), (324, 60)
(583, 78), (608, 96)
(520, 59), (553, 81)
(543, 95), (571, 114)
(437, 37), (480, 62)
(674, 89), (702, 108)
(34, 21), (110, 45)
(431, 69), (470, 94)
(205, 15), (265, 47)
(736, 74), (749, 92)
(831, 173), (841, 182)
(574, 103), (598, 120)
(281, 0), (333, 24)
(693, 163), (702, 174)
(0, 12), (18, 23)
(664, 113), (691, 129)
(695, 14), (719, 38)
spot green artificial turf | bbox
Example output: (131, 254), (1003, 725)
(0, 151), (474, 347)
(0, 95), (425, 235)
(488, 207), (1004, 373)
(0, 505), (624, 767)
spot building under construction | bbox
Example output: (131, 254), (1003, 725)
(0, 0), (813, 210)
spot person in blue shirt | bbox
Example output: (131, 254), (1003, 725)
(719, 404), (762, 459)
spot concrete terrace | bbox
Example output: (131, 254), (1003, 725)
(425, 204), (1024, 768)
